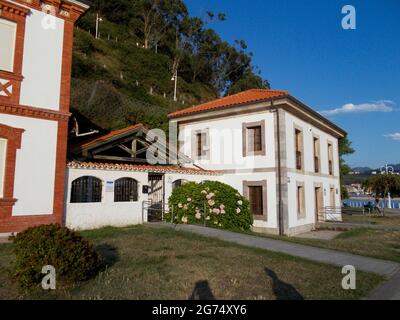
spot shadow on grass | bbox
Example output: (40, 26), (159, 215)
(95, 244), (120, 269)
(189, 280), (216, 300)
(265, 268), (304, 300)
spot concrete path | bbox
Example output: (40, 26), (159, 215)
(150, 223), (400, 299)
(368, 271), (400, 300)
(151, 223), (400, 277)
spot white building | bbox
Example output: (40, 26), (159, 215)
(64, 89), (346, 236)
(169, 89), (346, 235)
(0, 0), (88, 234)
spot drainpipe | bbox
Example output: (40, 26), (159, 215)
(274, 100), (284, 236)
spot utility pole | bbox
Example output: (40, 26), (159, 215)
(95, 13), (103, 39)
(171, 69), (178, 102)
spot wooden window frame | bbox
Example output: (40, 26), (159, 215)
(296, 181), (306, 219)
(0, 0), (29, 105)
(329, 185), (336, 207)
(313, 135), (320, 174)
(294, 126), (304, 171)
(0, 123), (24, 217)
(242, 120), (266, 157)
(243, 180), (268, 221)
(192, 128), (210, 160)
(327, 141), (334, 176)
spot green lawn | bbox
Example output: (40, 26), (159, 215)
(342, 214), (400, 227)
(248, 227), (400, 263)
(0, 225), (383, 300)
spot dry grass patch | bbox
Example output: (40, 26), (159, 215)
(0, 226), (383, 300)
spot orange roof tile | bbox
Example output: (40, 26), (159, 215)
(168, 89), (288, 118)
(67, 161), (220, 175)
(72, 123), (144, 151)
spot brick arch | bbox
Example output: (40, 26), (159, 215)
(0, 123), (24, 218)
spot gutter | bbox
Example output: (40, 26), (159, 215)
(274, 100), (284, 236)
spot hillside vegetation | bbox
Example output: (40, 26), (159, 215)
(71, 0), (269, 131)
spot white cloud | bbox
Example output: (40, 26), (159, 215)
(320, 100), (395, 116)
(385, 133), (400, 141)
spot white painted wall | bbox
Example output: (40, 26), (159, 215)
(284, 111), (342, 230)
(65, 168), (149, 230)
(177, 109), (276, 171)
(19, 8), (64, 110)
(0, 113), (57, 215)
(176, 110), (279, 229)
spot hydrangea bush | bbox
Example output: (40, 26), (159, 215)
(168, 181), (253, 231)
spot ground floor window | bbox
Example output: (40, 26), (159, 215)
(297, 182), (306, 218)
(114, 178), (138, 202)
(243, 180), (268, 220)
(71, 176), (102, 203)
(172, 179), (188, 190)
(248, 186), (263, 216)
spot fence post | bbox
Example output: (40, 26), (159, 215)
(171, 205), (174, 224)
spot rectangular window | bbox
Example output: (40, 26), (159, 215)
(196, 132), (206, 157)
(328, 143), (333, 175)
(0, 138), (8, 198)
(313, 137), (320, 173)
(0, 18), (17, 72)
(242, 121), (265, 157)
(297, 184), (305, 218)
(248, 186), (263, 216)
(295, 128), (303, 170)
(330, 187), (336, 207)
(247, 126), (262, 153)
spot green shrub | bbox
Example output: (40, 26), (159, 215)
(168, 181), (253, 231)
(13, 224), (101, 288)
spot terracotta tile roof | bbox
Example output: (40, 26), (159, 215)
(72, 123), (144, 151)
(168, 89), (289, 118)
(67, 161), (220, 175)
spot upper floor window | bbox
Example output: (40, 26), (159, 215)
(0, 138), (7, 198)
(328, 143), (334, 175)
(71, 176), (102, 203)
(196, 132), (207, 157)
(193, 129), (209, 160)
(313, 137), (320, 173)
(242, 120), (266, 157)
(0, 18), (16, 72)
(114, 178), (138, 202)
(294, 128), (303, 170)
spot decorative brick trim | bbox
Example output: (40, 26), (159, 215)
(0, 103), (70, 121)
(0, 0), (28, 104)
(60, 19), (74, 113)
(12, 0), (88, 22)
(0, 0), (30, 16)
(0, 123), (24, 219)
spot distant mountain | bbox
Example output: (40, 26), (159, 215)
(350, 164), (400, 174)
(351, 167), (372, 173)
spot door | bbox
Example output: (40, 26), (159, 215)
(314, 187), (323, 222)
(148, 174), (164, 222)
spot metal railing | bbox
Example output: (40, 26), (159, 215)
(317, 206), (343, 222)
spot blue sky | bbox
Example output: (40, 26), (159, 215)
(185, 0), (400, 168)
